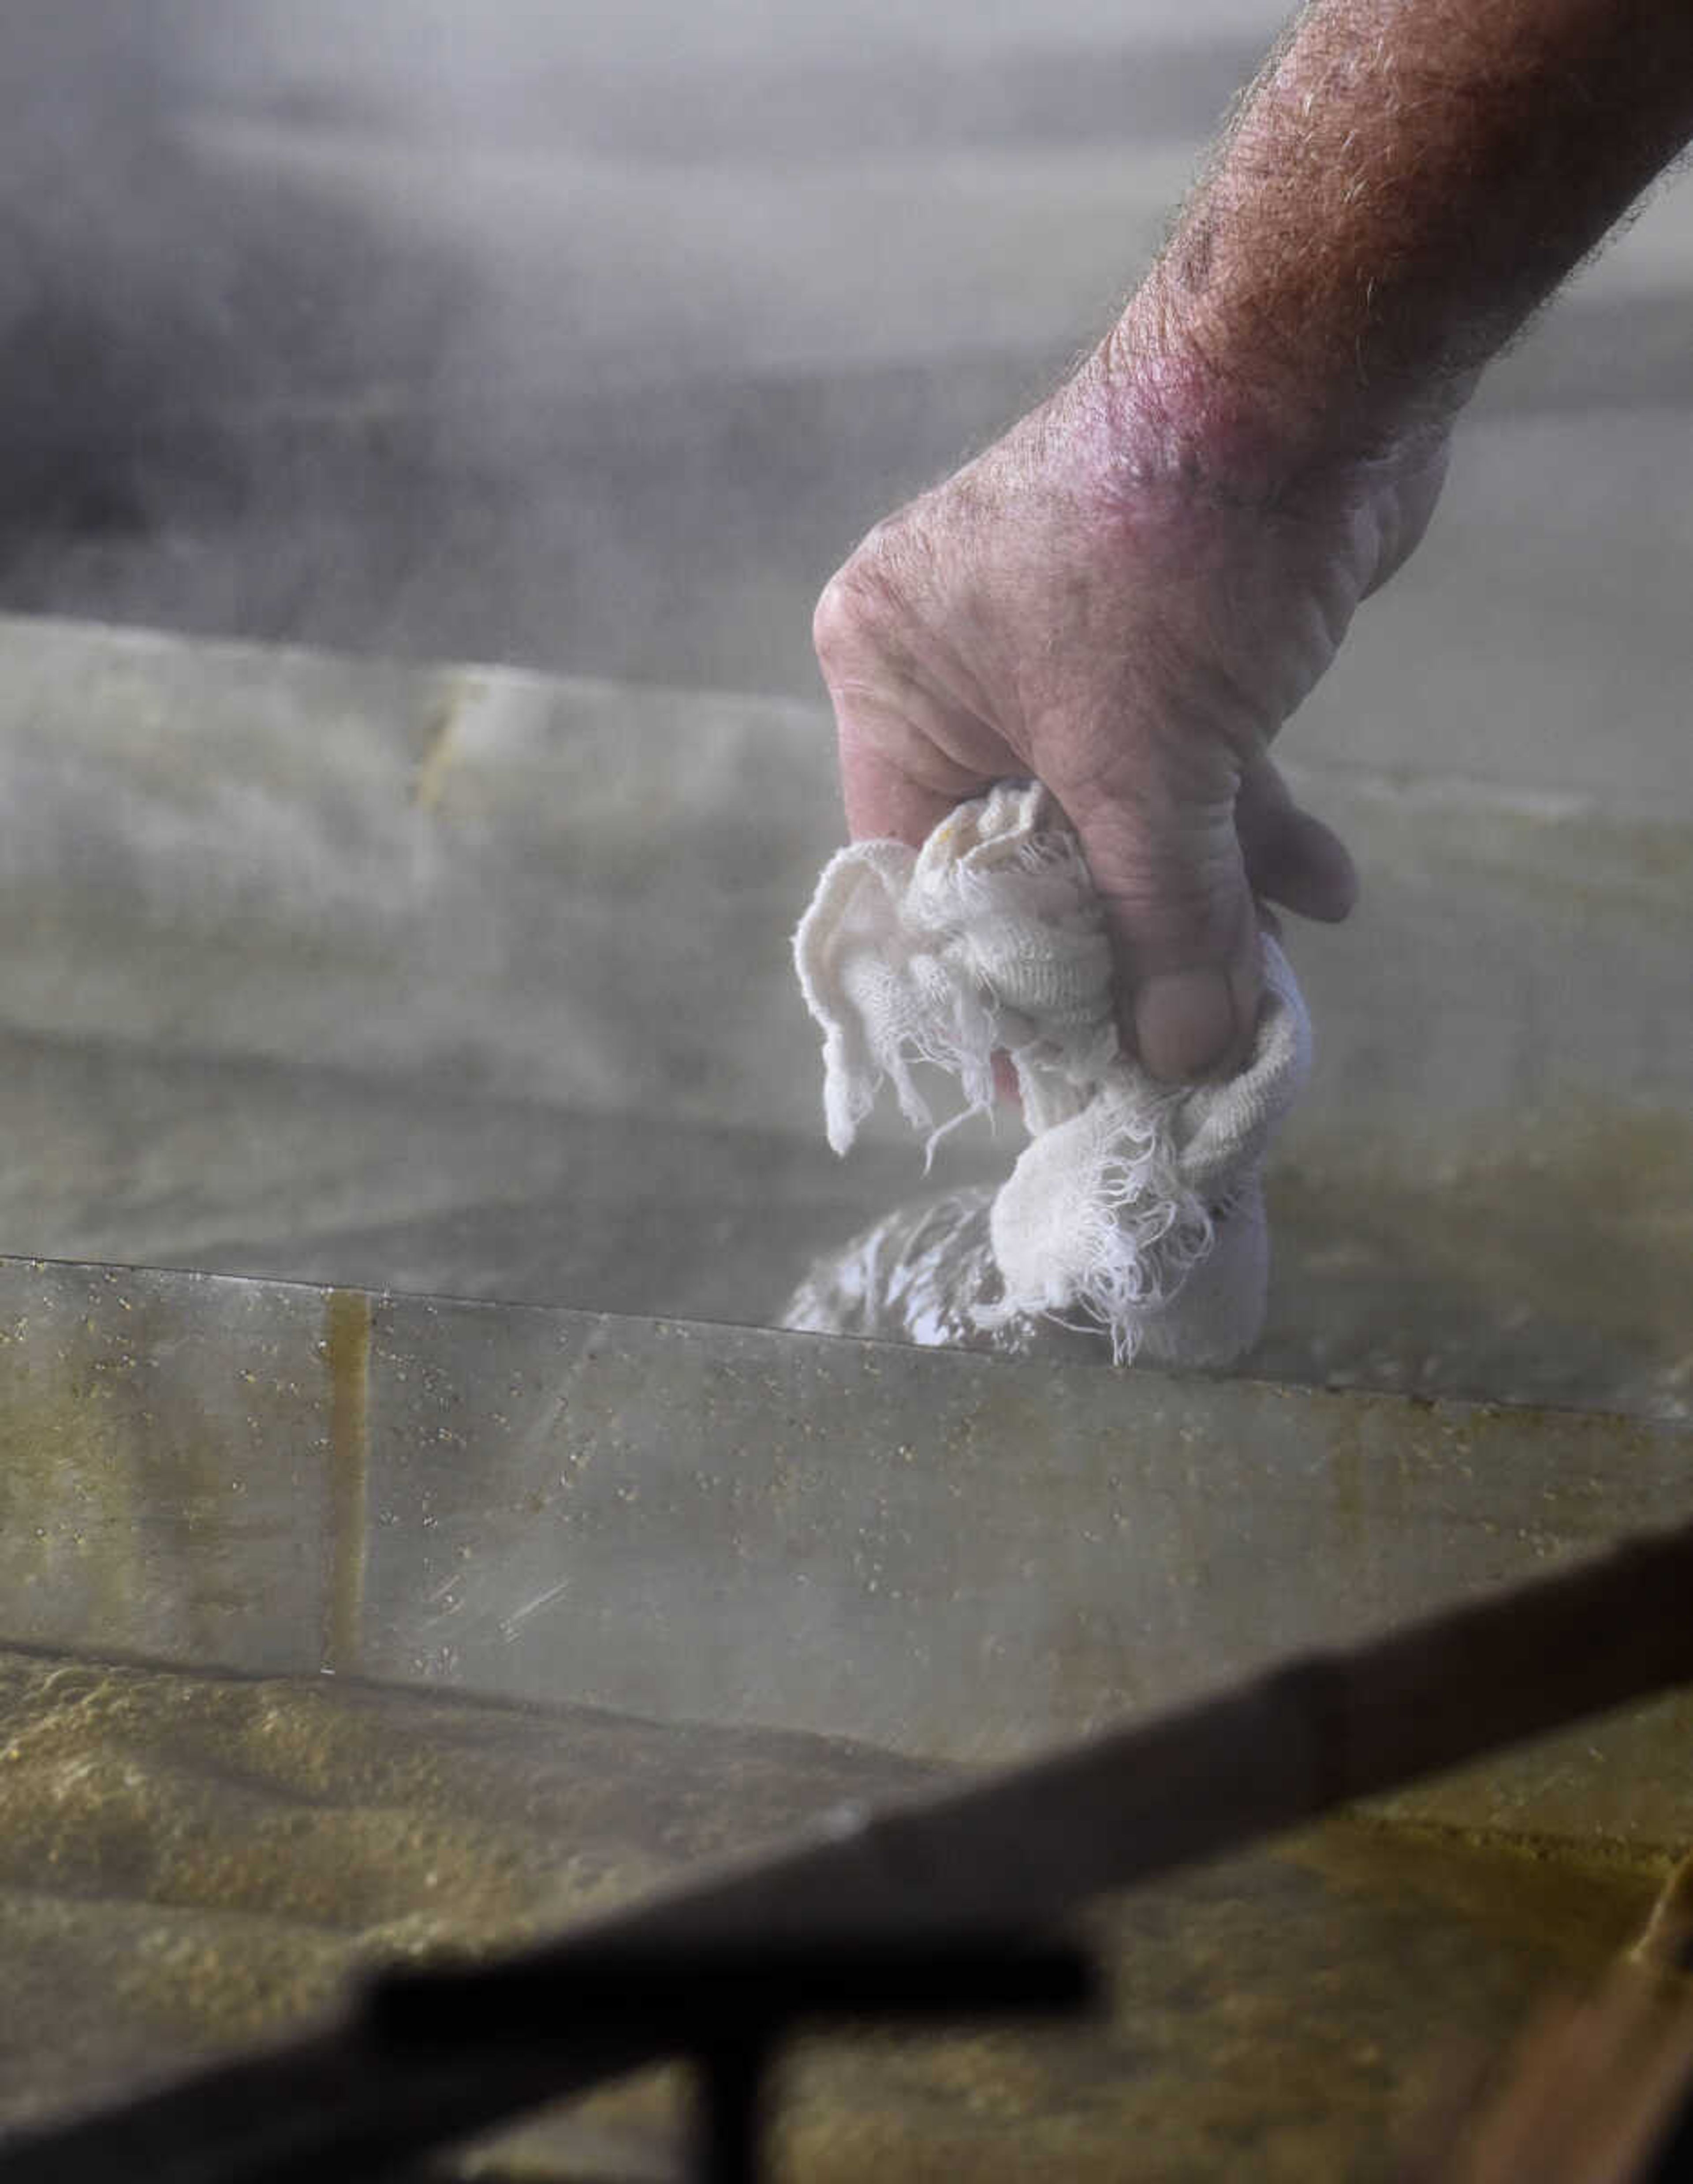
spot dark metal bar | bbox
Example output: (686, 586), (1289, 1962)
(368, 1931), (1099, 2046)
(697, 2040), (767, 2184)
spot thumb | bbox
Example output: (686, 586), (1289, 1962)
(1055, 772), (1261, 1085)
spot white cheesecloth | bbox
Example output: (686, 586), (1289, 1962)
(793, 781), (1312, 1368)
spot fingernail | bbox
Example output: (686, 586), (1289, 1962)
(1134, 968), (1238, 1084)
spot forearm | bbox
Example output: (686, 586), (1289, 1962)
(813, 0), (1693, 1083)
(1100, 0), (1693, 477)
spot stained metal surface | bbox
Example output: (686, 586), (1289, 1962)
(2, 1252), (1689, 1849)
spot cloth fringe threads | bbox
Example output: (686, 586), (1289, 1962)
(793, 782), (1312, 1368)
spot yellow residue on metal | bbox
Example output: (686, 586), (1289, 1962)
(321, 1289), (372, 1678)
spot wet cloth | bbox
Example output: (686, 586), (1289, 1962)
(793, 782), (1311, 1366)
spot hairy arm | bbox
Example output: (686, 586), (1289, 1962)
(817, 0), (1693, 1079)
(1139, 0), (1693, 458)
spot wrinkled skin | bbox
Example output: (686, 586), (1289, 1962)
(813, 345), (1451, 1081)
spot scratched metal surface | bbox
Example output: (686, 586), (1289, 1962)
(2, 1253), (1691, 1849)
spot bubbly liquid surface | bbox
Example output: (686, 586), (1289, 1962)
(784, 1107), (1693, 1420)
(0, 1645), (1667, 2180)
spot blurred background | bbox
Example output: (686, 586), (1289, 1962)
(8, 0), (1693, 778)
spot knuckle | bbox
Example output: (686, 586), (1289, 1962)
(812, 533), (910, 676)
(810, 566), (867, 670)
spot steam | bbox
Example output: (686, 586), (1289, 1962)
(0, 4), (1260, 687)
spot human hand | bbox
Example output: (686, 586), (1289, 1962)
(812, 336), (1451, 1080)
